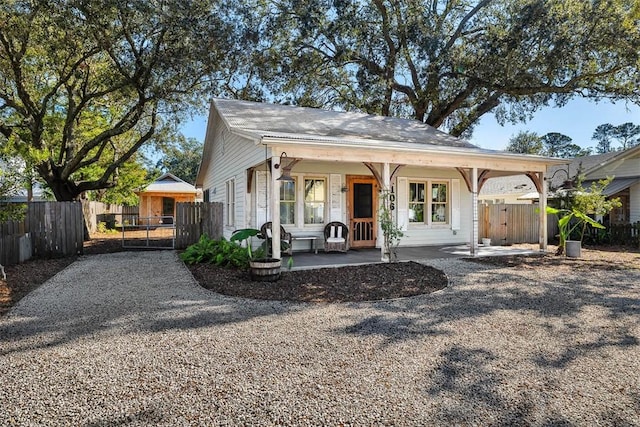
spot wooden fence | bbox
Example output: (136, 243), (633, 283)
(479, 204), (559, 245)
(608, 222), (640, 247)
(175, 202), (223, 249)
(1, 202), (84, 266)
(584, 221), (640, 247)
(27, 202), (84, 258)
(82, 201), (132, 233)
(0, 219), (31, 266)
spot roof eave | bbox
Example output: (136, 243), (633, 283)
(260, 135), (568, 165)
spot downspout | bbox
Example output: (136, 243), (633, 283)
(540, 171), (548, 252)
(471, 167), (479, 257)
(270, 148), (281, 259)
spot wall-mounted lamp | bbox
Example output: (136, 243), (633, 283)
(274, 152), (295, 182)
(545, 165), (574, 189)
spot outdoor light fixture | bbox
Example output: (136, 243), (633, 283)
(274, 152), (295, 182)
(546, 164), (574, 189)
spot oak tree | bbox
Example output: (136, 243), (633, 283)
(505, 130), (543, 154)
(254, 0), (640, 137)
(0, 0), (238, 201)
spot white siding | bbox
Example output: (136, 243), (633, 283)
(201, 125), (473, 246)
(200, 110), (265, 239)
(631, 183), (640, 223)
(589, 156), (640, 180)
(394, 167), (470, 246)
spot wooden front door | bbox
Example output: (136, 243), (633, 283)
(347, 176), (377, 248)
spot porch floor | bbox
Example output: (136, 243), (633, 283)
(286, 244), (541, 270)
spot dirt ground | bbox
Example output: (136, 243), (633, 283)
(2, 233), (639, 315)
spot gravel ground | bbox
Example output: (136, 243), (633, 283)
(1, 250), (639, 426)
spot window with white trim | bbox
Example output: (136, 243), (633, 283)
(279, 179), (296, 225)
(431, 182), (448, 224)
(225, 179), (235, 226)
(408, 180), (449, 225)
(409, 182), (425, 223)
(303, 178), (325, 224)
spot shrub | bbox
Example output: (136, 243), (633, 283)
(96, 221), (118, 234)
(180, 234), (261, 269)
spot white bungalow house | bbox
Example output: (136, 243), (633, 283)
(195, 99), (566, 259)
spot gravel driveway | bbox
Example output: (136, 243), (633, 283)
(1, 251), (639, 426)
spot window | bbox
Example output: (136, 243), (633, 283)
(203, 189), (210, 203)
(409, 182), (425, 223)
(304, 178), (325, 224)
(225, 179), (235, 226)
(279, 179), (296, 225)
(431, 182), (448, 223)
(408, 180), (449, 225)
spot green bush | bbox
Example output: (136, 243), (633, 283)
(96, 221), (118, 234)
(180, 234), (263, 269)
(0, 203), (26, 222)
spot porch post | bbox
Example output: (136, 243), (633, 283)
(471, 167), (479, 257)
(540, 171), (548, 252)
(271, 159), (281, 259)
(380, 162), (391, 262)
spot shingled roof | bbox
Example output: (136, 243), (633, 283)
(214, 98), (478, 149)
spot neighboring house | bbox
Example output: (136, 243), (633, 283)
(480, 146), (640, 224)
(573, 146), (640, 224)
(478, 175), (539, 204)
(1, 186), (48, 203)
(136, 173), (198, 224)
(195, 99), (565, 258)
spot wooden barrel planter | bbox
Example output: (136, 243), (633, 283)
(249, 258), (282, 282)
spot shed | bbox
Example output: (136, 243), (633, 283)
(137, 173), (198, 224)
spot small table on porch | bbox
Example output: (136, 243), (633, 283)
(291, 235), (318, 254)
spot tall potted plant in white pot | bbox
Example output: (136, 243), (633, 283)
(546, 177), (621, 257)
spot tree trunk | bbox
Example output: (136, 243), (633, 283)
(47, 179), (82, 201)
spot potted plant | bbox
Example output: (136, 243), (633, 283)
(546, 177), (621, 257)
(546, 206), (604, 257)
(231, 228), (287, 281)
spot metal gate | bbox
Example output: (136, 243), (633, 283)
(118, 214), (176, 249)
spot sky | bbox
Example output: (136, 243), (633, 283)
(180, 98), (640, 152)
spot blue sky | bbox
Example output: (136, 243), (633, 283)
(469, 98), (640, 151)
(180, 98), (640, 152)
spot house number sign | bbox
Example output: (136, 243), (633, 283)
(389, 187), (396, 211)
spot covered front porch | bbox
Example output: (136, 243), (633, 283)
(287, 243), (540, 270)
(264, 141), (566, 261)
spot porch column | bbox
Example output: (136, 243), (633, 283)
(271, 159), (281, 259)
(540, 171), (548, 252)
(380, 162), (391, 262)
(471, 167), (479, 257)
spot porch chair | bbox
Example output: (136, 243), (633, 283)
(324, 221), (350, 253)
(260, 222), (293, 256)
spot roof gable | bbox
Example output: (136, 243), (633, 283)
(140, 172), (197, 194)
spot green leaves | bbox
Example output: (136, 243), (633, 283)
(179, 234), (253, 268)
(155, 137), (203, 185)
(0, 0), (240, 201)
(545, 176), (620, 255)
(251, 0), (640, 136)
